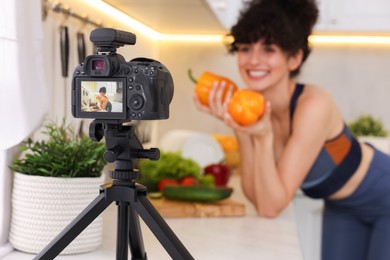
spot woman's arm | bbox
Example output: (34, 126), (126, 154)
(226, 103), (289, 217)
(228, 88), (337, 217)
(235, 131), (256, 203)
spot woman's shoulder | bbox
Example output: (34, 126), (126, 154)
(294, 82), (342, 136)
(301, 82), (330, 95)
(294, 83), (340, 123)
(299, 83), (334, 107)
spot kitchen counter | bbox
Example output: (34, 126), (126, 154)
(3, 175), (303, 260)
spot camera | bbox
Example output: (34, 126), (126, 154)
(71, 28), (174, 120)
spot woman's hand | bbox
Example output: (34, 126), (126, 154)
(194, 80), (273, 138)
(193, 80), (235, 121)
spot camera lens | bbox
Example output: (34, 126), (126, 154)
(129, 94), (144, 110)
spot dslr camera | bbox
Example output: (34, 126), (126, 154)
(71, 28), (174, 120)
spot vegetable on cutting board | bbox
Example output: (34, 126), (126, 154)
(179, 176), (198, 186)
(137, 151), (214, 192)
(157, 176), (198, 192)
(162, 185), (233, 202)
(204, 163), (231, 187)
(158, 178), (179, 192)
(138, 151), (234, 202)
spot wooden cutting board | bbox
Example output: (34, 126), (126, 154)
(149, 197), (245, 218)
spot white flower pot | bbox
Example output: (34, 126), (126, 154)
(9, 172), (105, 255)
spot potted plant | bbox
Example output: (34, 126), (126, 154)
(9, 119), (107, 255)
(348, 114), (389, 153)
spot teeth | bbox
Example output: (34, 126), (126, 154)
(249, 70), (267, 77)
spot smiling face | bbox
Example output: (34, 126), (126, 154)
(236, 41), (302, 92)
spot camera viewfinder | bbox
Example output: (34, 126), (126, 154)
(92, 59), (105, 71)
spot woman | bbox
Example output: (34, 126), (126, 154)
(194, 0), (390, 259)
(96, 87), (110, 111)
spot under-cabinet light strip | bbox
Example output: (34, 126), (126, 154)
(309, 35), (390, 45)
(85, 0), (390, 44)
(83, 0), (223, 42)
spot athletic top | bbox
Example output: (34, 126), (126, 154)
(290, 84), (362, 199)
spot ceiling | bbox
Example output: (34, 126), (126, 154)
(103, 0), (232, 34)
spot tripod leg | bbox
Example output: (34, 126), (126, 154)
(134, 194), (194, 260)
(116, 202), (129, 260)
(33, 192), (111, 260)
(128, 205), (147, 260)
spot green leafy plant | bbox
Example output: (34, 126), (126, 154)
(348, 114), (388, 137)
(10, 119), (106, 177)
(138, 151), (214, 191)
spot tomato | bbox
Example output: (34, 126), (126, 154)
(179, 176), (198, 186)
(158, 179), (179, 191)
(227, 89), (266, 126)
(189, 70), (238, 106)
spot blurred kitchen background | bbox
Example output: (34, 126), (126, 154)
(7, 0), (390, 142)
(2, 0), (390, 259)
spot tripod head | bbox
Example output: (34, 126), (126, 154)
(89, 119), (159, 181)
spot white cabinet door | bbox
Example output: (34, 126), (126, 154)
(293, 194), (323, 260)
(315, 0), (390, 33)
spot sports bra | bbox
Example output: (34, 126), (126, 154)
(290, 84), (362, 199)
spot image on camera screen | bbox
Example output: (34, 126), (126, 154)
(80, 81), (123, 113)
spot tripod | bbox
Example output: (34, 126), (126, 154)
(33, 120), (194, 260)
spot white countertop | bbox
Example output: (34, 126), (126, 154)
(3, 175), (303, 260)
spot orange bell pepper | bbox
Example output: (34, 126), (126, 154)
(227, 89), (266, 126)
(189, 69), (238, 106)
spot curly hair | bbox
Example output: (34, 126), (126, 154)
(228, 0), (318, 77)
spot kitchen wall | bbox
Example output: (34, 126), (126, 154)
(300, 44), (390, 125)
(158, 41), (390, 140)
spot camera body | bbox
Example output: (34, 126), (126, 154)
(71, 28), (174, 120)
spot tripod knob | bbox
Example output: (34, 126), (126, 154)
(131, 148), (160, 160)
(148, 148), (160, 160)
(104, 146), (122, 163)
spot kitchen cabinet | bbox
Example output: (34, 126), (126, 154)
(205, 0), (246, 29)
(206, 0), (390, 33)
(294, 194), (323, 260)
(315, 0), (390, 33)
